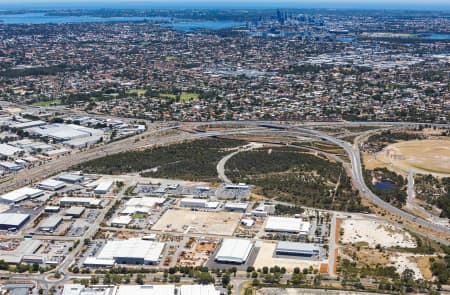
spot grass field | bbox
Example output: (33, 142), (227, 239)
(33, 99), (62, 107)
(132, 213), (147, 219)
(126, 89), (147, 96)
(377, 139), (450, 176)
(160, 92), (199, 102)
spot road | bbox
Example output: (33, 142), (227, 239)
(216, 143), (262, 183)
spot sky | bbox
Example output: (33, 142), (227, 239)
(0, 0), (449, 10)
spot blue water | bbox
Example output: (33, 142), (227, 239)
(0, 12), (167, 24)
(0, 2), (449, 11)
(374, 180), (395, 190)
(0, 12), (244, 31)
(163, 20), (244, 32)
(337, 37), (355, 43)
(421, 33), (450, 40)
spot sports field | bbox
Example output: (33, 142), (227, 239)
(377, 139), (450, 176)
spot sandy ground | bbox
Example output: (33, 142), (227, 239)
(152, 209), (242, 236)
(389, 253), (426, 280)
(377, 139), (450, 176)
(253, 241), (323, 272)
(341, 218), (417, 248)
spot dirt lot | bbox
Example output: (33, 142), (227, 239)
(253, 241), (323, 272)
(340, 218), (416, 248)
(373, 139), (450, 176)
(152, 209), (242, 236)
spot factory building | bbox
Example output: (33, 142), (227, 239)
(224, 202), (249, 212)
(60, 197), (101, 207)
(265, 216), (310, 234)
(116, 285), (175, 295)
(215, 238), (254, 264)
(179, 198), (220, 209)
(275, 242), (321, 257)
(0, 143), (23, 158)
(178, 285), (220, 295)
(0, 213), (30, 230)
(95, 238), (165, 265)
(180, 198), (207, 208)
(0, 187), (44, 204)
(57, 173), (84, 184)
(94, 180), (114, 195)
(38, 179), (66, 191)
(39, 215), (63, 232)
(0, 161), (22, 172)
(65, 207), (85, 218)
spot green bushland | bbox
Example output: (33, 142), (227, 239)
(76, 138), (245, 182)
(226, 147), (366, 212)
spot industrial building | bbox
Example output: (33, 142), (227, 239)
(45, 206), (60, 213)
(38, 179), (66, 191)
(116, 285), (175, 295)
(57, 173), (84, 184)
(275, 242), (321, 257)
(0, 213), (30, 230)
(111, 216), (132, 226)
(60, 197), (101, 207)
(94, 180), (114, 194)
(224, 202), (249, 212)
(0, 143), (23, 158)
(95, 238), (165, 265)
(265, 216), (310, 234)
(215, 238), (254, 264)
(178, 285), (220, 295)
(180, 198), (220, 209)
(125, 197), (166, 208)
(65, 207), (85, 218)
(0, 187), (44, 204)
(0, 161), (22, 171)
(26, 123), (104, 142)
(39, 215), (63, 232)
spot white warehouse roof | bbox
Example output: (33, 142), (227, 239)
(38, 179), (66, 191)
(179, 285), (220, 295)
(265, 216), (310, 233)
(125, 197), (166, 208)
(0, 143), (23, 157)
(0, 213), (29, 227)
(97, 238), (164, 264)
(215, 238), (253, 264)
(116, 285), (175, 295)
(0, 187), (43, 203)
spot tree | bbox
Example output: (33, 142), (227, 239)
(222, 274), (230, 287)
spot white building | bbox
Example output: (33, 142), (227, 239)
(59, 197), (101, 207)
(96, 238), (165, 265)
(111, 215), (132, 226)
(94, 180), (114, 194)
(38, 179), (66, 191)
(265, 216), (310, 234)
(215, 238), (253, 264)
(116, 285), (175, 295)
(180, 198), (207, 208)
(0, 187), (44, 204)
(0, 143), (23, 158)
(178, 285), (220, 295)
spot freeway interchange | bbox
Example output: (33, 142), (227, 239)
(1, 118), (449, 293)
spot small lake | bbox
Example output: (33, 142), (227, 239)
(374, 180), (395, 190)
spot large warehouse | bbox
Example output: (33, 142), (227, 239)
(215, 238), (254, 264)
(0, 213), (30, 230)
(39, 215), (63, 232)
(96, 238), (165, 265)
(178, 285), (220, 295)
(0, 187), (44, 204)
(60, 197), (101, 207)
(116, 285), (175, 295)
(276, 241), (321, 257)
(38, 179), (66, 191)
(265, 216), (310, 234)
